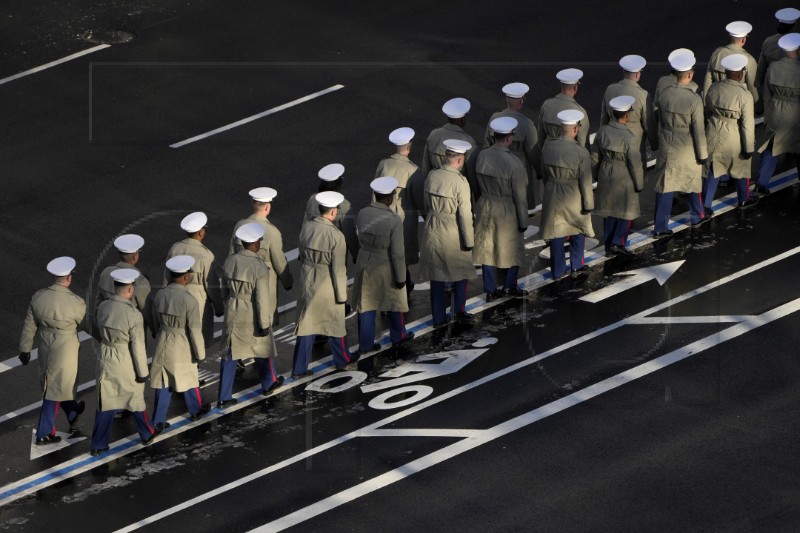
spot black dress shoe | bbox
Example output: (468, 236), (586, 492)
(90, 447), (109, 456)
(485, 289), (505, 302)
(609, 244), (635, 257)
(262, 375), (285, 395)
(692, 216), (711, 227)
(738, 197), (759, 209)
(142, 423), (163, 445)
(654, 230), (674, 238)
(35, 434), (62, 445)
(703, 206), (714, 218)
(357, 343), (381, 356)
(432, 320), (448, 328)
(68, 400), (86, 428)
(755, 185), (770, 195)
(504, 287), (530, 298)
(454, 312), (476, 324)
(217, 398), (238, 408)
(155, 422), (170, 432)
(291, 371), (313, 379)
(393, 331), (415, 347)
(191, 403), (212, 419)
(572, 266), (590, 276)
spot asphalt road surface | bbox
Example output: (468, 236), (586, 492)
(1, 1), (799, 531)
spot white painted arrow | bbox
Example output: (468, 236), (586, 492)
(30, 430), (86, 460)
(579, 260), (685, 303)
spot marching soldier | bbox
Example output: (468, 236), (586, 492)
(653, 52), (709, 236)
(484, 82), (539, 206)
(654, 49), (697, 114)
(91, 268), (158, 455)
(703, 21), (759, 108)
(541, 110), (595, 279)
(353, 177), (413, 354)
(592, 96), (644, 256)
(755, 8), (800, 113)
(539, 69), (590, 149)
(150, 255), (211, 429)
(293, 192), (358, 376)
(19, 256), (86, 445)
(219, 223), (283, 405)
(164, 212), (224, 347)
(754, 33), (800, 194)
(474, 117), (529, 300)
(422, 98), (477, 181)
(229, 187), (294, 312)
(702, 54), (757, 210)
(300, 164), (359, 263)
(375, 127), (423, 293)
(601, 55), (658, 166)
(96, 234), (152, 334)
(419, 139), (476, 326)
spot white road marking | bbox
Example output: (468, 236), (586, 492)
(579, 260), (685, 303)
(360, 428), (482, 438)
(29, 430), (86, 460)
(109, 246), (800, 531)
(169, 84), (345, 148)
(0, 45), (110, 86)
(251, 297), (800, 532)
(628, 316), (755, 324)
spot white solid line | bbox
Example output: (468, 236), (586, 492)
(360, 429), (484, 438)
(0, 45), (110, 86)
(111, 247), (800, 531)
(252, 297), (800, 532)
(170, 84), (345, 148)
(627, 316), (755, 324)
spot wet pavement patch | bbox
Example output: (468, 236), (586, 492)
(81, 30), (135, 44)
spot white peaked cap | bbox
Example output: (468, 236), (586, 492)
(371, 176), (399, 195)
(249, 187), (277, 202)
(490, 116), (518, 134)
(556, 68), (583, 84)
(557, 109), (584, 125)
(776, 8), (800, 24)
(235, 222), (265, 243)
(389, 127), (415, 145)
(166, 255), (195, 274)
(619, 54), (646, 72)
(669, 53), (696, 72)
(181, 212), (207, 233)
(609, 95), (636, 112)
(114, 234), (144, 253)
(779, 32), (800, 51)
(502, 82), (529, 98)
(47, 256), (76, 277)
(443, 139), (472, 153)
(726, 21), (753, 38)
(721, 54), (749, 71)
(110, 268), (140, 284)
(316, 191), (345, 208)
(318, 163), (345, 182)
(668, 48), (694, 62)
(442, 97), (471, 118)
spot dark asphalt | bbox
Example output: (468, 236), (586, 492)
(1, 0), (798, 531)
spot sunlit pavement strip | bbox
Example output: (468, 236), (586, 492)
(0, 44), (110, 86)
(115, 246), (800, 532)
(169, 84), (345, 148)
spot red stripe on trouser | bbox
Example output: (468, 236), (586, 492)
(698, 193), (705, 218)
(143, 411), (155, 434)
(52, 402), (61, 436)
(746, 178), (750, 200)
(400, 312), (405, 339)
(622, 220), (632, 246)
(341, 337), (350, 362)
(268, 358), (276, 381)
(193, 387), (202, 407)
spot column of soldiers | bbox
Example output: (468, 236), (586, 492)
(18, 8), (800, 453)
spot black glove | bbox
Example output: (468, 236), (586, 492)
(462, 246), (473, 252)
(18, 352), (30, 365)
(634, 188), (643, 193)
(259, 327), (271, 336)
(518, 227), (527, 233)
(741, 152), (753, 160)
(284, 284), (293, 291)
(581, 209), (592, 215)
(696, 158), (708, 165)
(135, 374), (149, 384)
(344, 302), (352, 315)
(395, 281), (406, 290)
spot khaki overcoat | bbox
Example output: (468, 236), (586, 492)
(600, 79), (658, 155)
(705, 78), (755, 179)
(540, 137), (595, 239)
(376, 153), (424, 265)
(472, 144), (528, 268)
(760, 57), (800, 156)
(164, 238), (223, 346)
(421, 123), (477, 176)
(538, 94), (590, 148)
(654, 76), (699, 113)
(703, 44), (759, 106)
(419, 165), (475, 282)
(591, 122), (644, 220)
(19, 284), (86, 401)
(352, 202), (408, 313)
(654, 83), (708, 194)
(95, 296), (148, 412)
(295, 217), (348, 337)
(222, 250), (276, 359)
(755, 34), (783, 93)
(150, 283), (205, 392)
(301, 194), (359, 262)
(97, 261), (152, 332)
